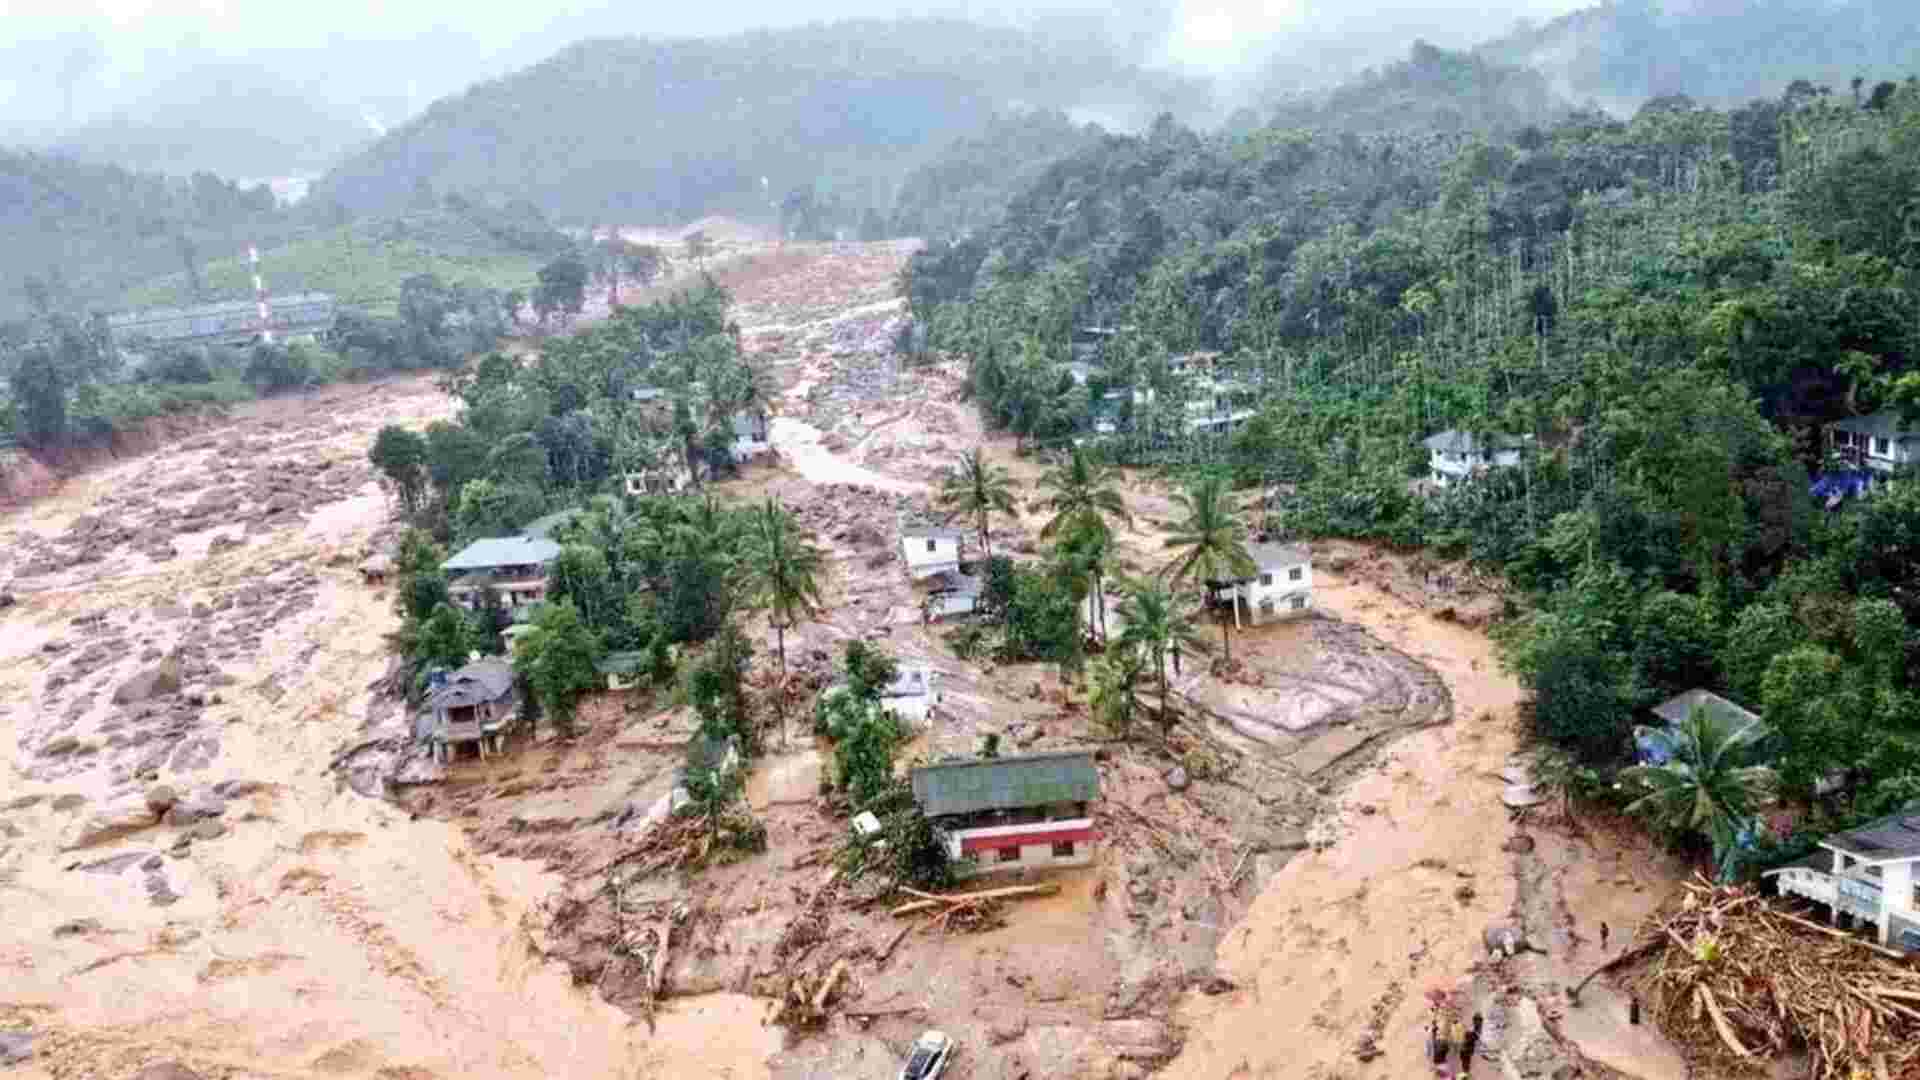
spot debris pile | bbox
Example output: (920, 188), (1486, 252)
(1640, 879), (1920, 1079)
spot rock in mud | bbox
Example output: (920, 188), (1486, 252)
(144, 870), (181, 907)
(162, 790), (226, 827)
(144, 785), (180, 815)
(113, 655), (182, 704)
(1163, 765), (1190, 792)
(66, 797), (159, 849)
(189, 820), (226, 841)
(133, 1064), (204, 1080)
(0, 1030), (34, 1066)
(1502, 834), (1536, 854)
(1100, 1019), (1175, 1061)
(41, 735), (80, 755)
(988, 1015), (1029, 1044)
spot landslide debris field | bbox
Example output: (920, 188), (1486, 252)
(0, 233), (1683, 1080)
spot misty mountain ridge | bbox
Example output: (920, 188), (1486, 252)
(311, 18), (1210, 223)
(48, 62), (377, 179)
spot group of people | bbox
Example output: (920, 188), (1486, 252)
(1428, 1011), (1483, 1077)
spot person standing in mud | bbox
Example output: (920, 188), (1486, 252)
(1459, 1013), (1482, 1074)
(1430, 1016), (1451, 1071)
(1447, 1013), (1466, 1070)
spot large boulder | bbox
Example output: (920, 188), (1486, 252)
(113, 656), (182, 705)
(1099, 1019), (1175, 1061)
(161, 789), (227, 828)
(0, 1030), (35, 1066)
(67, 797), (159, 850)
(144, 785), (180, 815)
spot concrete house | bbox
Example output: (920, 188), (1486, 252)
(442, 535), (561, 621)
(1207, 542), (1313, 625)
(1766, 809), (1920, 952)
(425, 657), (517, 762)
(1829, 411), (1920, 476)
(901, 524), (966, 581)
(822, 666), (944, 728)
(922, 569), (982, 621)
(730, 408), (771, 461)
(597, 651), (646, 692)
(1423, 429), (1525, 489)
(911, 750), (1100, 876)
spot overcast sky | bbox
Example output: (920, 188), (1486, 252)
(0, 0), (1591, 139)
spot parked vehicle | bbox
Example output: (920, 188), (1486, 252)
(898, 1030), (954, 1080)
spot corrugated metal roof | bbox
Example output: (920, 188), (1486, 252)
(1826, 810), (1920, 860)
(911, 750), (1099, 818)
(442, 536), (561, 572)
(1422, 429), (1526, 453)
(521, 508), (583, 540)
(883, 667), (936, 699)
(1247, 542), (1309, 569)
(427, 658), (516, 709)
(597, 650), (646, 675)
(1650, 689), (1759, 728)
(901, 526), (967, 542)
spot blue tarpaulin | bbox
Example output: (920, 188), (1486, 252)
(1811, 470), (1873, 502)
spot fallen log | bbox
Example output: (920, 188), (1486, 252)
(876, 922), (915, 965)
(1696, 985), (1753, 1059)
(811, 958), (848, 1012)
(889, 883), (1059, 918)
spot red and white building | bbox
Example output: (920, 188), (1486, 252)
(910, 749), (1100, 875)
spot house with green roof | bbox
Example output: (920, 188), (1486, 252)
(911, 749), (1100, 875)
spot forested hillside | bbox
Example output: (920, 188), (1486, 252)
(1479, 0), (1920, 109)
(0, 148), (295, 322)
(312, 18), (1207, 224)
(1260, 41), (1569, 136)
(910, 77), (1920, 861)
(889, 110), (1109, 240)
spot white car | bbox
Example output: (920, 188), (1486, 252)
(898, 1030), (954, 1080)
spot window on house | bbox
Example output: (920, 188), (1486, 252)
(1259, 573), (1274, 586)
(1288, 567), (1303, 581)
(1291, 596), (1307, 610)
(1875, 437), (1891, 456)
(997, 846), (1021, 863)
(926, 538), (937, 552)
(1052, 841), (1076, 857)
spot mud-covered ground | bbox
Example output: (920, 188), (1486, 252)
(0, 233), (1690, 1080)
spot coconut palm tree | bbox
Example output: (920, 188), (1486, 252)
(1040, 447), (1131, 638)
(743, 497), (825, 747)
(1161, 472), (1256, 663)
(1620, 704), (1777, 880)
(1116, 578), (1209, 731)
(936, 447), (1019, 560)
(1088, 643), (1147, 741)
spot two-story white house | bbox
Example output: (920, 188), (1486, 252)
(1207, 542), (1313, 626)
(442, 535), (562, 622)
(1829, 410), (1920, 477)
(1423, 429), (1527, 488)
(729, 408), (771, 462)
(900, 524), (966, 581)
(1766, 809), (1920, 952)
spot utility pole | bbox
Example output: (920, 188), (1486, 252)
(250, 245), (276, 344)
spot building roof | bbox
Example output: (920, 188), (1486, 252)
(1061, 361), (1101, 385)
(442, 536), (562, 572)
(632, 387), (667, 402)
(1650, 689), (1760, 728)
(1423, 429), (1526, 454)
(911, 749), (1099, 818)
(901, 526), (967, 543)
(596, 650), (646, 676)
(1247, 542), (1310, 569)
(1824, 809), (1920, 861)
(521, 508), (584, 540)
(883, 667), (937, 699)
(928, 569), (980, 594)
(1830, 410), (1920, 440)
(427, 658), (516, 710)
(106, 293), (335, 344)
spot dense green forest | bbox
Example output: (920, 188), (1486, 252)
(1258, 41), (1569, 136)
(888, 110), (1109, 240)
(312, 18), (1207, 223)
(908, 68), (1920, 868)
(0, 148), (296, 322)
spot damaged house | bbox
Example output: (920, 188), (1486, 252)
(911, 749), (1099, 875)
(424, 657), (518, 762)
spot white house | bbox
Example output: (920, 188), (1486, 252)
(901, 525), (966, 581)
(911, 750), (1099, 877)
(822, 665), (942, 728)
(1765, 809), (1920, 952)
(1423, 429), (1526, 488)
(922, 569), (981, 621)
(1208, 542), (1313, 625)
(1829, 410), (1920, 475)
(730, 408), (771, 462)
